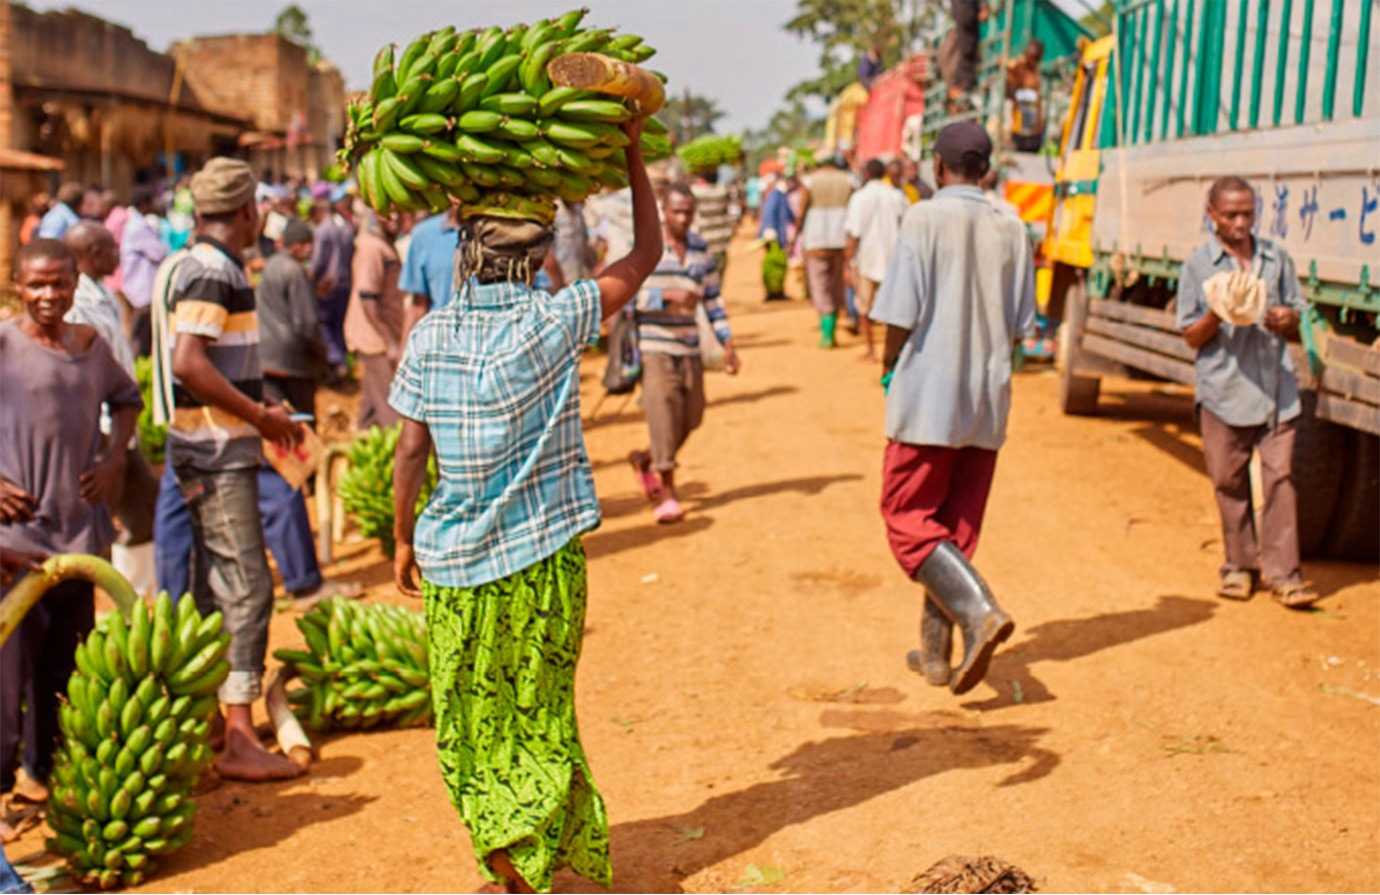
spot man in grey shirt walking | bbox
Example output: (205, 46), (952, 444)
(1175, 176), (1316, 608)
(870, 122), (1035, 695)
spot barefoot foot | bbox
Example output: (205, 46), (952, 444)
(215, 727), (307, 781)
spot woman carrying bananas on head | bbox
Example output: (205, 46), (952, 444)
(389, 113), (661, 894)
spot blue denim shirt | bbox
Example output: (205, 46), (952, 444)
(1174, 236), (1306, 428)
(388, 279), (602, 587)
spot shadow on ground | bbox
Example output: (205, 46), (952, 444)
(161, 755), (373, 874)
(960, 595), (1218, 711)
(564, 722), (1056, 892)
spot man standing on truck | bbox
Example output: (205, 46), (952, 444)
(870, 122), (1033, 695)
(1176, 177), (1318, 608)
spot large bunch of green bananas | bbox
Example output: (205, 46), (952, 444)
(274, 600), (431, 732)
(47, 593), (229, 890)
(676, 133), (743, 176)
(335, 423), (436, 559)
(343, 8), (673, 222)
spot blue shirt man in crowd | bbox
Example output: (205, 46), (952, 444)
(400, 205), (463, 336)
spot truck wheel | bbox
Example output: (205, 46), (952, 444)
(1056, 280), (1100, 415)
(1293, 391), (1350, 559)
(1323, 431), (1379, 562)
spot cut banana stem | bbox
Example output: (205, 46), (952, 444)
(0, 555), (139, 647)
(546, 52), (665, 116)
(265, 668), (314, 767)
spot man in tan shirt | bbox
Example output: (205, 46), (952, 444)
(345, 211), (405, 430)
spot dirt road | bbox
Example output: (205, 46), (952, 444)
(11, 227), (1377, 893)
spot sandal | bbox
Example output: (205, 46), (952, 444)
(653, 497), (684, 524)
(628, 450), (662, 501)
(1271, 579), (1319, 609)
(1216, 569), (1253, 601)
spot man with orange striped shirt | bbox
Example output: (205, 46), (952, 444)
(164, 158), (305, 782)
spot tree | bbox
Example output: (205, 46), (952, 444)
(655, 91), (727, 144)
(274, 4), (321, 62)
(742, 99), (826, 171)
(783, 0), (947, 104)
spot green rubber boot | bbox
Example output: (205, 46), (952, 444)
(818, 312), (838, 348)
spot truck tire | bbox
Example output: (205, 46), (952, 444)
(1323, 431), (1379, 562)
(1056, 280), (1100, 415)
(1293, 391), (1350, 559)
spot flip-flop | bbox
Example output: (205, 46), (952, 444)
(1272, 580), (1319, 609)
(653, 497), (684, 524)
(1216, 570), (1253, 601)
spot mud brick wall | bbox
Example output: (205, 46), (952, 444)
(172, 34), (309, 134)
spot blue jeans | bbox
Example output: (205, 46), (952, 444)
(319, 288), (350, 369)
(0, 851), (33, 894)
(155, 463), (321, 600)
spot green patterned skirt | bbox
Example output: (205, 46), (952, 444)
(422, 539), (610, 892)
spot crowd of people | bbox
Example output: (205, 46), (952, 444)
(0, 102), (1324, 891)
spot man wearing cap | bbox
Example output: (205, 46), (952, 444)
(869, 121), (1035, 696)
(1176, 176), (1317, 608)
(793, 155), (854, 348)
(163, 157), (306, 781)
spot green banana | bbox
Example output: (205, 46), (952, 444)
(480, 92), (538, 117)
(417, 79), (460, 116)
(455, 133), (507, 165)
(557, 99), (632, 123)
(127, 601), (151, 678)
(400, 113), (450, 135)
(482, 54), (523, 98)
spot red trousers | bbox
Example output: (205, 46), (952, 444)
(881, 441), (998, 578)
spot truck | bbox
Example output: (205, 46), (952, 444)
(1043, 0), (1379, 560)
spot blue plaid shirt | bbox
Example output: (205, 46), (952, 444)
(388, 278), (603, 587)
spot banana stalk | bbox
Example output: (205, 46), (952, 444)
(546, 52), (665, 116)
(0, 555), (138, 647)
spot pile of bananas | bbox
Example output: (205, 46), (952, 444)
(344, 9), (673, 222)
(274, 600), (431, 732)
(335, 423), (436, 558)
(47, 593), (230, 890)
(676, 133), (743, 176)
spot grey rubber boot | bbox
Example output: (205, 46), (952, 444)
(915, 541), (1015, 695)
(905, 594), (953, 687)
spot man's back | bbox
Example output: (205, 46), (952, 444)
(258, 251), (324, 378)
(801, 167), (852, 251)
(871, 185), (1036, 450)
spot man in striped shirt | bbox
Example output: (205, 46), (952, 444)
(165, 158), (305, 781)
(628, 183), (741, 524)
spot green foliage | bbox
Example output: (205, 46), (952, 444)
(742, 100), (825, 171)
(762, 241), (788, 293)
(133, 357), (167, 465)
(335, 424), (436, 558)
(783, 0), (948, 103)
(273, 3), (321, 62)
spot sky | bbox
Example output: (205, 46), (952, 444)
(32, 0), (830, 133)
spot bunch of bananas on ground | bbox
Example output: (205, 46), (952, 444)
(335, 423), (436, 558)
(47, 593), (229, 889)
(343, 8), (673, 221)
(274, 600), (431, 732)
(676, 133), (743, 176)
